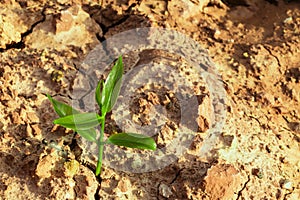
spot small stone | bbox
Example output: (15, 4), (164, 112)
(288, 122), (300, 133)
(27, 112), (39, 123)
(36, 154), (57, 179)
(204, 164), (244, 200)
(162, 95), (171, 105)
(281, 180), (293, 190)
(20, 108), (27, 121)
(64, 160), (80, 177)
(51, 70), (64, 82)
(214, 30), (221, 40)
(228, 58), (234, 64)
(74, 166), (98, 200)
(57, 0), (69, 3)
(24, 148), (31, 155)
(26, 124), (33, 136)
(283, 17), (293, 24)
(243, 52), (249, 58)
(197, 115), (209, 132)
(232, 62), (239, 67)
(168, 92), (175, 98)
(263, 93), (275, 105)
(252, 168), (264, 179)
(159, 183), (173, 198)
(31, 124), (42, 135)
(10, 112), (22, 124)
(54, 11), (74, 33)
(118, 178), (131, 193)
(132, 114), (141, 124)
(0, 7), (27, 48)
(25, 5), (101, 51)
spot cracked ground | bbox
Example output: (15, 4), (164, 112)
(0, 0), (300, 199)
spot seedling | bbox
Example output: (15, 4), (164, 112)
(47, 56), (156, 176)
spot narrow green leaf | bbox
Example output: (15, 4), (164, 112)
(53, 112), (101, 130)
(109, 78), (122, 112)
(76, 128), (97, 142)
(47, 94), (80, 117)
(101, 56), (123, 115)
(107, 133), (157, 150)
(48, 95), (98, 142)
(95, 80), (104, 108)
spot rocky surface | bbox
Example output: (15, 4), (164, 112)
(0, 0), (299, 199)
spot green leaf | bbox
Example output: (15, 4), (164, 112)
(107, 133), (157, 150)
(47, 94), (97, 142)
(101, 56), (123, 115)
(53, 112), (102, 130)
(47, 94), (80, 117)
(95, 80), (104, 108)
(76, 128), (97, 142)
(110, 78), (122, 111)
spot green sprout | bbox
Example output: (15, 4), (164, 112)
(47, 56), (156, 176)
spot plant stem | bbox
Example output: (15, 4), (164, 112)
(95, 115), (106, 176)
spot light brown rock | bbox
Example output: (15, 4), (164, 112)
(25, 5), (101, 52)
(10, 112), (22, 124)
(0, 1), (42, 48)
(204, 164), (244, 200)
(31, 124), (42, 136)
(36, 154), (57, 179)
(27, 112), (40, 123)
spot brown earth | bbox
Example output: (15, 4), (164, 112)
(0, 0), (300, 199)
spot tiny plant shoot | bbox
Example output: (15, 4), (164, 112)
(47, 56), (156, 176)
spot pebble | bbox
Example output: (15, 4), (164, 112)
(54, 10), (74, 33)
(159, 183), (173, 198)
(31, 124), (42, 136)
(64, 160), (80, 178)
(283, 17), (293, 24)
(117, 178), (131, 193)
(10, 112), (22, 124)
(243, 52), (249, 58)
(288, 122), (300, 133)
(27, 112), (39, 123)
(26, 124), (33, 137)
(281, 180), (293, 190)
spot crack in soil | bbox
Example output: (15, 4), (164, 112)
(156, 182), (161, 200)
(169, 168), (184, 184)
(89, 3), (137, 43)
(0, 8), (46, 52)
(94, 185), (101, 200)
(156, 168), (183, 199)
(283, 190), (294, 200)
(248, 115), (262, 127)
(97, 14), (131, 40)
(264, 45), (283, 73)
(236, 175), (250, 200)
